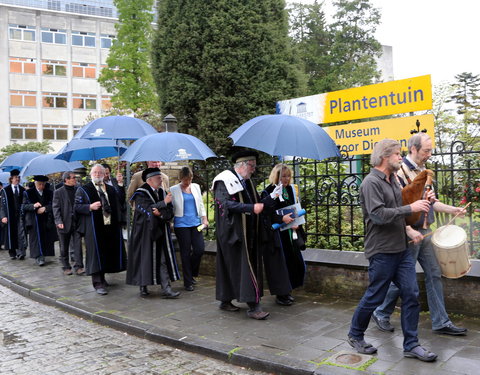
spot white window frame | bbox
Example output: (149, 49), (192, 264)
(9, 57), (36, 74)
(9, 24), (36, 42)
(100, 34), (115, 49)
(73, 94), (97, 110)
(72, 31), (96, 47)
(43, 125), (68, 140)
(41, 27), (67, 44)
(11, 124), (37, 140)
(42, 92), (68, 108)
(42, 60), (67, 76)
(10, 90), (36, 107)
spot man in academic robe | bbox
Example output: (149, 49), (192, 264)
(53, 171), (84, 276)
(212, 150), (280, 320)
(102, 163), (127, 224)
(0, 169), (27, 260)
(22, 175), (57, 266)
(127, 161), (169, 203)
(75, 164), (126, 295)
(126, 167), (180, 298)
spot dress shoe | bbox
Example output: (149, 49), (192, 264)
(76, 268), (86, 276)
(372, 313), (395, 332)
(286, 294), (295, 302)
(433, 323), (467, 336)
(10, 256), (16, 260)
(184, 285), (194, 291)
(247, 310), (270, 320)
(36, 257), (45, 266)
(140, 286), (150, 296)
(161, 289), (180, 299)
(219, 301), (240, 312)
(275, 295), (293, 306)
(63, 269), (73, 276)
(191, 278), (197, 285)
(96, 288), (108, 295)
(16, 255), (25, 260)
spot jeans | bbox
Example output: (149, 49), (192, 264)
(348, 250), (420, 351)
(374, 228), (451, 330)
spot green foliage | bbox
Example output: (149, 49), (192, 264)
(289, 0), (382, 93)
(98, 0), (158, 113)
(0, 141), (53, 163)
(152, 0), (306, 158)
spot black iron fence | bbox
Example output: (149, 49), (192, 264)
(192, 141), (480, 258)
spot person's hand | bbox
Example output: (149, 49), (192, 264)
(202, 217), (209, 227)
(406, 226), (423, 244)
(1, 217), (7, 224)
(253, 203), (264, 214)
(34, 202), (42, 209)
(410, 199), (430, 213)
(425, 189), (437, 204)
(57, 223), (64, 229)
(152, 207), (161, 216)
(90, 201), (102, 211)
(451, 206), (466, 217)
(270, 184), (284, 201)
(116, 172), (124, 185)
(164, 192), (172, 204)
(37, 207), (46, 214)
(282, 212), (294, 224)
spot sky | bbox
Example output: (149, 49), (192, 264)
(294, 0), (480, 86)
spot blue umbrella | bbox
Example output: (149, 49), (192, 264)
(55, 139), (128, 162)
(20, 154), (84, 177)
(0, 151), (42, 172)
(121, 132), (216, 163)
(74, 116), (157, 141)
(229, 114), (341, 161)
(0, 172), (10, 184)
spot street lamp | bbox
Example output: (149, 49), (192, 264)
(163, 114), (177, 132)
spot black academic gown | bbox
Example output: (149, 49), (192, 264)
(22, 188), (57, 258)
(75, 182), (126, 275)
(0, 185), (27, 254)
(126, 184), (179, 286)
(263, 184), (306, 289)
(213, 169), (275, 304)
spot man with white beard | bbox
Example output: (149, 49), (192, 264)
(75, 164), (127, 295)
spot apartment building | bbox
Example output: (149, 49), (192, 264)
(0, 0), (118, 152)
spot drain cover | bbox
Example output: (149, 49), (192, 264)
(327, 350), (373, 368)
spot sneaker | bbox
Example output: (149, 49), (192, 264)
(433, 323), (467, 336)
(372, 313), (395, 332)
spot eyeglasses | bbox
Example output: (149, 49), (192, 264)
(246, 162), (256, 169)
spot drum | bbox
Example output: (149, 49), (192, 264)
(431, 225), (471, 279)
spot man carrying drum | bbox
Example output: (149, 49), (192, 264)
(372, 132), (467, 336)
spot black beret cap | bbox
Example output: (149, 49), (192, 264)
(10, 169), (20, 177)
(231, 149), (259, 163)
(142, 167), (161, 182)
(33, 175), (49, 182)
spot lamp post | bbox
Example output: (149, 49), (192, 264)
(163, 114), (177, 133)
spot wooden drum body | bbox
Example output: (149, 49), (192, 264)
(431, 225), (471, 279)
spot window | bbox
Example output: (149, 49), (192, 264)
(101, 34), (114, 49)
(9, 24), (36, 41)
(10, 57), (36, 74)
(73, 94), (97, 110)
(11, 124), (37, 140)
(10, 90), (36, 107)
(73, 125), (82, 136)
(41, 28), (67, 44)
(43, 125), (68, 140)
(42, 92), (67, 108)
(72, 62), (96, 78)
(42, 60), (67, 76)
(101, 96), (112, 110)
(72, 31), (96, 47)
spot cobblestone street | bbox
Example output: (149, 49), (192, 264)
(0, 285), (270, 375)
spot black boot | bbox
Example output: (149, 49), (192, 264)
(140, 285), (149, 296)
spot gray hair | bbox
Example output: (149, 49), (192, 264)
(408, 133), (431, 154)
(370, 139), (401, 167)
(90, 163), (105, 175)
(62, 171), (75, 182)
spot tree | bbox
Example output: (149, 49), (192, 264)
(0, 141), (53, 163)
(152, 0), (306, 157)
(98, 0), (158, 114)
(289, 0), (382, 94)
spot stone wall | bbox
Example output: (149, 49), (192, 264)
(197, 241), (480, 317)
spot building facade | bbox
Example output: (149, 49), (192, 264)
(0, 0), (117, 152)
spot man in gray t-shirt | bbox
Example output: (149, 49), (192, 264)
(347, 139), (438, 362)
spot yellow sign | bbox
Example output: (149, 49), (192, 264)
(276, 75), (433, 124)
(324, 114), (435, 156)
(324, 75), (432, 123)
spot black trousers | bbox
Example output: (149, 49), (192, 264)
(57, 227), (83, 270)
(91, 272), (106, 289)
(174, 226), (205, 287)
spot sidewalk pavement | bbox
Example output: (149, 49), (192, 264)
(0, 250), (479, 375)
